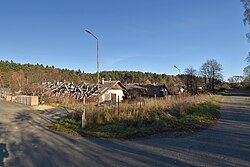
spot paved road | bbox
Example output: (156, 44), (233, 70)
(0, 92), (250, 167)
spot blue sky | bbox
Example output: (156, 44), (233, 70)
(0, 0), (249, 79)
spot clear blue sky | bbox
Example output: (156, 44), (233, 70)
(0, 0), (249, 79)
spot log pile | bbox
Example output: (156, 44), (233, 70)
(42, 82), (98, 101)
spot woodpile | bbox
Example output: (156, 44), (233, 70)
(43, 82), (98, 101)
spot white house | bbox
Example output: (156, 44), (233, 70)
(96, 80), (127, 103)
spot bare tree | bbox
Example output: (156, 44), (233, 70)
(242, 0), (250, 40)
(228, 76), (244, 83)
(200, 59), (223, 91)
(242, 1), (250, 86)
(228, 76), (244, 88)
(185, 66), (197, 94)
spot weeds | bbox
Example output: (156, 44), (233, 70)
(49, 94), (221, 139)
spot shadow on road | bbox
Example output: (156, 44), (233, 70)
(0, 143), (9, 167)
(2, 92), (250, 167)
(5, 110), (195, 167)
(223, 89), (250, 97)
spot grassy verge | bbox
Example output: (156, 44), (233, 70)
(50, 95), (221, 139)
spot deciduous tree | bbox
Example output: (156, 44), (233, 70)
(200, 59), (223, 91)
(185, 66), (197, 94)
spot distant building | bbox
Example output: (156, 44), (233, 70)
(179, 87), (185, 94)
(125, 83), (170, 99)
(143, 84), (170, 97)
(125, 83), (147, 99)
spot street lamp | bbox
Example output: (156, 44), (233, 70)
(85, 29), (100, 105)
(174, 65), (182, 94)
(173, 65), (181, 75)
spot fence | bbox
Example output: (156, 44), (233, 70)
(6, 95), (39, 106)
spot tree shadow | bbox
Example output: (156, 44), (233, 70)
(0, 143), (9, 167)
(2, 94), (250, 167)
(223, 89), (250, 97)
(4, 109), (196, 167)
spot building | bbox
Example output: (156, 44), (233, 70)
(125, 83), (147, 99)
(125, 83), (170, 98)
(93, 80), (127, 104)
(143, 84), (170, 97)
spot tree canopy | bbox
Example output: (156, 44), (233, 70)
(200, 59), (223, 91)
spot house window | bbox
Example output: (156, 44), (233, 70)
(111, 93), (116, 102)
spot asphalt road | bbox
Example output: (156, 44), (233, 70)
(0, 91), (250, 167)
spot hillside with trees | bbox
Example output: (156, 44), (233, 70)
(0, 60), (183, 94)
(0, 60), (225, 95)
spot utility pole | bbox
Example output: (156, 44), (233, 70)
(85, 29), (100, 106)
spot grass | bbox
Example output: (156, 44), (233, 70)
(50, 95), (221, 139)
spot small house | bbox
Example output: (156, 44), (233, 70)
(95, 80), (127, 104)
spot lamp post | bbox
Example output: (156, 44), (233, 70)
(85, 29), (100, 105)
(174, 65), (181, 75)
(174, 65), (182, 94)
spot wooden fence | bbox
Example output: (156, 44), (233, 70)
(6, 95), (39, 106)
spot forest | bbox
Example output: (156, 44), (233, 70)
(0, 59), (230, 96)
(0, 60), (184, 94)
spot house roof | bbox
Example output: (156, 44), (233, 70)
(125, 83), (147, 90)
(95, 81), (127, 95)
(142, 84), (170, 96)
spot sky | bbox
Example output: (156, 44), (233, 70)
(0, 0), (249, 79)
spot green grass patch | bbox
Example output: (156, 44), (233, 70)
(50, 95), (221, 139)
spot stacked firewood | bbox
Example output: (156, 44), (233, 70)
(42, 82), (98, 100)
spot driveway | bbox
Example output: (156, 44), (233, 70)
(0, 91), (250, 167)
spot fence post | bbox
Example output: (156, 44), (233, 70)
(82, 96), (86, 128)
(154, 94), (157, 106)
(140, 98), (142, 109)
(117, 95), (120, 115)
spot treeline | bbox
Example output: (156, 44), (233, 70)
(0, 60), (182, 94)
(101, 71), (178, 84)
(0, 60), (91, 94)
(0, 59), (226, 95)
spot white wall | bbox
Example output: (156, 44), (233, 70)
(100, 89), (124, 103)
(107, 89), (124, 102)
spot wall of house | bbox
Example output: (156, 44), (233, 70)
(99, 89), (124, 103)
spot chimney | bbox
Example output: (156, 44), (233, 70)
(101, 78), (105, 84)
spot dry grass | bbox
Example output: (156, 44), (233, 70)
(46, 94), (211, 124)
(48, 94), (221, 139)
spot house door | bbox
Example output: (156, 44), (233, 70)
(111, 94), (116, 102)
